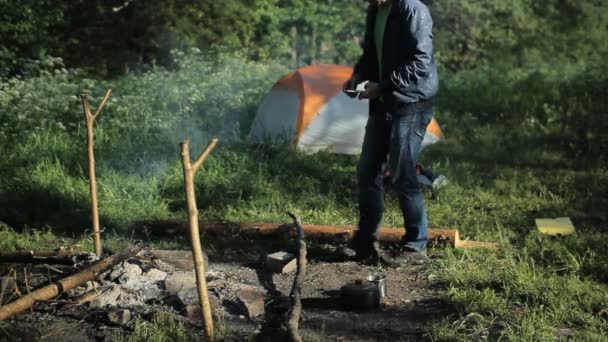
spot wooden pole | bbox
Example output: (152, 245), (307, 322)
(81, 89), (111, 257)
(286, 212), (306, 342)
(0, 247), (140, 321)
(180, 138), (218, 341)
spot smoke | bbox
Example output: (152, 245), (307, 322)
(95, 48), (289, 178)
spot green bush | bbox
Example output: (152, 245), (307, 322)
(437, 64), (608, 161)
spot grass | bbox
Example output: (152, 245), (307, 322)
(116, 312), (201, 342)
(0, 55), (607, 340)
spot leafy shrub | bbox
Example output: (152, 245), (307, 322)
(437, 64), (608, 161)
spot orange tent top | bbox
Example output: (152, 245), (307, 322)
(273, 64), (444, 141)
(276, 64), (352, 138)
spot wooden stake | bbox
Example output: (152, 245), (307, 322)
(180, 138), (218, 341)
(0, 247), (140, 321)
(286, 212), (307, 342)
(81, 89), (111, 257)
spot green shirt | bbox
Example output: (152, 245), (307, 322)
(374, 2), (392, 78)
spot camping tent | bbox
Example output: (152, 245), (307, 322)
(249, 64), (444, 154)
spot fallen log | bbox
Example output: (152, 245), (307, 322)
(140, 220), (499, 249)
(286, 212), (306, 342)
(0, 247), (141, 321)
(0, 251), (92, 265)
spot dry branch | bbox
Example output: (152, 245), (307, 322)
(81, 89), (112, 257)
(0, 251), (89, 265)
(0, 247), (140, 321)
(37, 286), (111, 307)
(180, 138), (218, 341)
(286, 212), (307, 342)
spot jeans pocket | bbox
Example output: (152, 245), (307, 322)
(415, 110), (433, 139)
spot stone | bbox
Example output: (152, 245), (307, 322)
(236, 288), (265, 319)
(107, 309), (132, 326)
(206, 270), (224, 281)
(108, 261), (142, 283)
(164, 270), (220, 305)
(83, 280), (102, 293)
(89, 285), (122, 308)
(177, 287), (199, 306)
(145, 268), (168, 283)
(183, 296), (220, 321)
(164, 271), (196, 296)
(149, 250), (208, 271)
(184, 303), (201, 321)
(266, 252), (297, 274)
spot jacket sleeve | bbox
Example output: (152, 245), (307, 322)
(352, 7), (374, 82)
(380, 4), (434, 93)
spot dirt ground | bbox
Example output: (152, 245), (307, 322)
(0, 241), (452, 342)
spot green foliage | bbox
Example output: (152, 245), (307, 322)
(117, 312), (200, 342)
(430, 0), (608, 70)
(437, 64), (608, 162)
(4, 0), (608, 74)
(0, 52), (288, 230)
(0, 0), (67, 76)
(429, 246), (608, 341)
(0, 225), (65, 252)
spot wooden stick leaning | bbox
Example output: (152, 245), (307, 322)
(81, 89), (112, 257)
(180, 138), (218, 341)
(0, 247), (140, 321)
(286, 212), (307, 342)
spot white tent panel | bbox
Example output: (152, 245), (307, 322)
(249, 88), (300, 143)
(422, 131), (440, 150)
(297, 93), (369, 154)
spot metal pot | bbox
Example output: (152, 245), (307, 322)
(366, 274), (387, 298)
(339, 279), (381, 311)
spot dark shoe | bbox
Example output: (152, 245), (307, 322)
(338, 242), (382, 265)
(349, 231), (378, 261)
(377, 246), (430, 267)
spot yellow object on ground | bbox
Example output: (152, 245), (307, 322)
(535, 217), (576, 236)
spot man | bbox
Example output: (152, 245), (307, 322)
(343, 0), (438, 266)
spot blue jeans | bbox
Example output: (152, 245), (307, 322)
(356, 108), (433, 251)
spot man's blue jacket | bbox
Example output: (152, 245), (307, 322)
(353, 0), (438, 114)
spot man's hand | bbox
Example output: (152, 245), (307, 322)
(360, 82), (382, 100)
(343, 76), (360, 98)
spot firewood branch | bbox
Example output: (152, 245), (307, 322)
(0, 246), (142, 321)
(80, 89), (112, 120)
(93, 89), (112, 117)
(192, 138), (218, 173)
(81, 95), (92, 118)
(80, 89), (111, 257)
(180, 138), (218, 341)
(286, 211), (307, 342)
